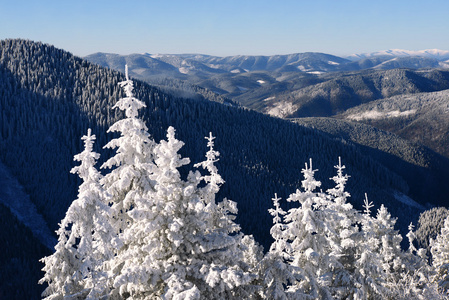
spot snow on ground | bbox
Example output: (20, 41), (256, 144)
(230, 69), (241, 73)
(150, 54), (166, 59)
(347, 109), (416, 121)
(439, 61), (449, 68)
(257, 80), (266, 84)
(207, 64), (223, 69)
(393, 191), (425, 210)
(0, 161), (56, 249)
(327, 61), (340, 65)
(179, 67), (189, 74)
(264, 96), (275, 102)
(267, 101), (299, 118)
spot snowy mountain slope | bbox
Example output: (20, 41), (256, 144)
(86, 50), (449, 122)
(346, 49), (449, 61)
(336, 89), (449, 158)
(0, 161), (56, 249)
(260, 68), (449, 118)
(293, 117), (449, 207)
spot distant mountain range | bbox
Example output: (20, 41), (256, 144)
(86, 49), (449, 78)
(86, 49), (449, 159)
(346, 49), (449, 61)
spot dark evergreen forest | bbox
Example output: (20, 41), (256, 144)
(0, 39), (445, 298)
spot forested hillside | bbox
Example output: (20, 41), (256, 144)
(0, 39), (446, 298)
(1, 39), (425, 240)
(294, 117), (449, 208)
(337, 89), (449, 158)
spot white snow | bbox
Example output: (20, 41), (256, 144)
(150, 54), (166, 59)
(179, 67), (189, 74)
(267, 101), (299, 118)
(347, 109), (416, 121)
(438, 61), (449, 68)
(207, 64), (223, 69)
(307, 71), (324, 75)
(263, 96), (275, 102)
(257, 80), (266, 84)
(230, 69), (241, 73)
(328, 61), (340, 65)
(348, 49), (449, 61)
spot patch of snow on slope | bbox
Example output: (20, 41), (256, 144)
(264, 96), (275, 101)
(394, 191), (425, 210)
(267, 101), (299, 118)
(179, 67), (189, 74)
(257, 80), (266, 84)
(207, 64), (223, 69)
(439, 61), (449, 68)
(150, 54), (166, 59)
(328, 61), (340, 65)
(307, 71), (324, 75)
(231, 69), (241, 73)
(347, 109), (416, 121)
(0, 161), (56, 249)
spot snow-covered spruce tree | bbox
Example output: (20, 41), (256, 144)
(385, 223), (442, 299)
(356, 195), (403, 299)
(281, 159), (332, 299)
(431, 216), (449, 294)
(323, 157), (362, 299)
(100, 65), (156, 234)
(40, 129), (115, 299)
(110, 128), (260, 299)
(261, 193), (309, 300)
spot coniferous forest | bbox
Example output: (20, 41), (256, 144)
(1, 39), (449, 299)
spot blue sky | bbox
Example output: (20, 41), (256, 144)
(1, 0), (449, 57)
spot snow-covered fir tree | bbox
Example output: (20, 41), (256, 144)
(100, 65), (156, 234)
(386, 222), (441, 299)
(261, 193), (307, 299)
(40, 129), (115, 299)
(110, 128), (260, 299)
(431, 216), (449, 293)
(356, 196), (402, 299)
(267, 158), (448, 300)
(323, 158), (361, 299)
(281, 159), (332, 299)
(41, 67), (261, 299)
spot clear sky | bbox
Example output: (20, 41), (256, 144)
(1, 0), (449, 57)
